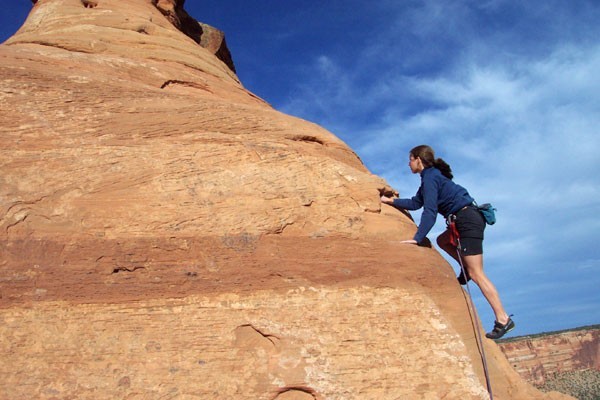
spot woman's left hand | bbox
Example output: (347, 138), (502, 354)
(380, 195), (394, 204)
(400, 239), (418, 245)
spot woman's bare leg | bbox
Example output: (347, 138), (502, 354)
(462, 254), (509, 325)
(437, 231), (509, 324)
(436, 230), (460, 262)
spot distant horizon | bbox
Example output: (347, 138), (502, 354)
(1, 1), (599, 338)
(497, 323), (600, 342)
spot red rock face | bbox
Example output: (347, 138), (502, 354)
(499, 327), (600, 385)
(153, 0), (236, 71)
(0, 1), (574, 399)
(29, 0), (235, 72)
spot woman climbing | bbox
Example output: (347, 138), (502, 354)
(380, 145), (515, 339)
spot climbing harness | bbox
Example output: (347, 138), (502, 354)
(447, 214), (494, 400)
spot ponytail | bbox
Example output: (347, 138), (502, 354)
(433, 158), (453, 180)
(410, 145), (454, 179)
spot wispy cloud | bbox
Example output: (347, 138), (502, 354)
(2, 0), (597, 336)
(278, 1), (600, 334)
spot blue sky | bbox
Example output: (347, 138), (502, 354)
(2, 1), (599, 337)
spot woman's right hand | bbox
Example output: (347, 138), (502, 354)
(400, 239), (418, 245)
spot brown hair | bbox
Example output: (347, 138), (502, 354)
(410, 145), (453, 179)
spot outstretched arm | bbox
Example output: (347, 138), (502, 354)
(381, 191), (423, 245)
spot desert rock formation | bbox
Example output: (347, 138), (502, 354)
(499, 326), (599, 385)
(0, 1), (573, 399)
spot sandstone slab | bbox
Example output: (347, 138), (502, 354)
(0, 1), (573, 399)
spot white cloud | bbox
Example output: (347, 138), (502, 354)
(277, 1), (600, 333)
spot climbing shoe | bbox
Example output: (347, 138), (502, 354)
(485, 317), (515, 339)
(457, 270), (471, 285)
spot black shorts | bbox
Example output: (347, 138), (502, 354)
(455, 206), (486, 256)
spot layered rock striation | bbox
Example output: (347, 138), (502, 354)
(0, 1), (573, 399)
(498, 325), (599, 385)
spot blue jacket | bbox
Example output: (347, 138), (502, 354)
(393, 167), (474, 243)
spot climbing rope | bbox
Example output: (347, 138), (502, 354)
(448, 217), (494, 399)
